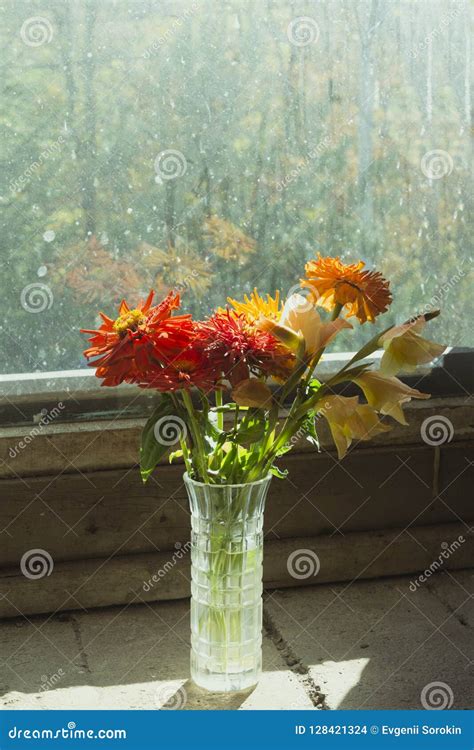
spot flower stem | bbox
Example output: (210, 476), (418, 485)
(181, 389), (209, 482)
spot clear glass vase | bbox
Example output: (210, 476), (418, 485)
(185, 473), (271, 692)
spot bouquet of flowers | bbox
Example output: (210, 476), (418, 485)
(81, 254), (445, 482)
(81, 254), (445, 692)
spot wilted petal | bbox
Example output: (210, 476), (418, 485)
(232, 378), (273, 408)
(317, 395), (390, 459)
(379, 313), (446, 376)
(318, 318), (353, 350)
(354, 371), (430, 425)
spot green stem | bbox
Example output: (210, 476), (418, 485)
(215, 389), (224, 431)
(181, 389), (209, 483)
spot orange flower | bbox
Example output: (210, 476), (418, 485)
(81, 291), (193, 386)
(302, 254), (392, 323)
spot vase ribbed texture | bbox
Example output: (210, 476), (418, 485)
(184, 473), (271, 692)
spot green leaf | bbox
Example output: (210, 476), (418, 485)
(301, 412), (319, 450)
(233, 410), (266, 447)
(140, 395), (182, 483)
(168, 449), (183, 464)
(270, 464), (288, 480)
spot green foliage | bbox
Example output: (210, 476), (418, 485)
(140, 395), (180, 483)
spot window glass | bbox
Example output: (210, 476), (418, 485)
(1, 0), (472, 376)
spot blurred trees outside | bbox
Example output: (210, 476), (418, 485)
(0, 0), (472, 374)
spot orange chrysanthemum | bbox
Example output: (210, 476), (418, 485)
(198, 311), (294, 385)
(302, 254), (392, 324)
(81, 291), (194, 386)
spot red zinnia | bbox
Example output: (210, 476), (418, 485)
(133, 347), (220, 393)
(81, 291), (193, 386)
(198, 311), (294, 385)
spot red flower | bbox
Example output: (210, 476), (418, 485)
(198, 311), (294, 385)
(81, 291), (193, 386)
(134, 348), (220, 393)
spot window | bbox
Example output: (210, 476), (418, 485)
(1, 0), (472, 381)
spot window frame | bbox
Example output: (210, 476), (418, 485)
(0, 348), (472, 428)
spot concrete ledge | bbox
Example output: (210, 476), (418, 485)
(1, 570), (472, 710)
(0, 522), (471, 619)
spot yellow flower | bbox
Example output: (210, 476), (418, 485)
(379, 313), (446, 376)
(354, 371), (430, 425)
(227, 289), (282, 322)
(317, 395), (391, 459)
(259, 293), (352, 356)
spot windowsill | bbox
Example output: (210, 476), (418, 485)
(0, 395), (472, 480)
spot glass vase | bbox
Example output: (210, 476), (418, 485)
(185, 473), (272, 692)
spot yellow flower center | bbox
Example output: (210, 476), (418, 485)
(113, 309), (145, 335)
